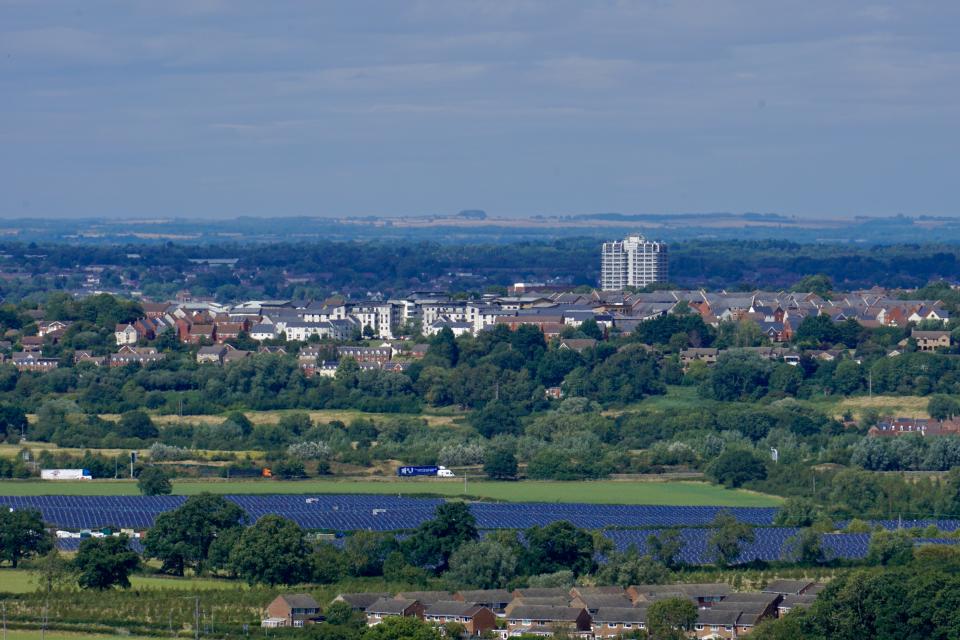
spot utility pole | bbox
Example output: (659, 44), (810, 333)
(194, 596), (200, 640)
(868, 370), (873, 398)
(3, 601), (7, 640)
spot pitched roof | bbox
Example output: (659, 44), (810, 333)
(333, 593), (390, 609)
(507, 605), (586, 622)
(278, 594), (319, 609)
(514, 588), (571, 599)
(424, 601), (484, 617)
(395, 591), (452, 605)
(592, 607), (648, 624)
(368, 597), (419, 614)
(456, 589), (513, 603)
(763, 579), (815, 595)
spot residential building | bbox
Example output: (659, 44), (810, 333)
(11, 352), (59, 372)
(601, 234), (668, 291)
(913, 329), (952, 352)
(422, 602), (497, 636)
(591, 607), (648, 638)
(505, 605), (592, 636)
(365, 598), (424, 626)
(453, 590), (513, 615)
(261, 594), (322, 628)
(331, 593), (391, 613)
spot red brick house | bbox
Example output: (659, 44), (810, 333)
(262, 594), (321, 628)
(365, 598), (424, 625)
(423, 602), (497, 635)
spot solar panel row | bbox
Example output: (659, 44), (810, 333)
(6, 495), (959, 537)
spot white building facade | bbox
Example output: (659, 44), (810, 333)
(601, 234), (668, 291)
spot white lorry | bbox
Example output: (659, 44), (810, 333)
(40, 469), (93, 481)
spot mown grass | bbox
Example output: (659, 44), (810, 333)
(0, 478), (781, 506)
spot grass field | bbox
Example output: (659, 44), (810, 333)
(0, 477), (781, 506)
(0, 568), (237, 594)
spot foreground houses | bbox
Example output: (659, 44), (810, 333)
(261, 594), (322, 628)
(325, 583), (822, 638)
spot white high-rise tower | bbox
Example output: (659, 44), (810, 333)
(601, 234), (668, 291)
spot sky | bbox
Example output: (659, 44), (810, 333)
(1, 1), (959, 219)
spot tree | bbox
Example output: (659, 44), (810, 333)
(782, 528), (826, 564)
(795, 314), (840, 346)
(707, 448), (767, 488)
(646, 528), (684, 569)
(34, 549), (74, 594)
(791, 274), (833, 298)
(325, 601), (364, 627)
(344, 531), (399, 577)
(596, 545), (669, 587)
(116, 409), (158, 440)
(0, 404), (28, 442)
(311, 542), (348, 584)
(470, 401), (522, 438)
(521, 521), (596, 576)
(444, 539), (519, 589)
(74, 535), (139, 590)
(774, 498), (822, 527)
(230, 515), (311, 585)
(144, 493), (245, 575)
(706, 352), (773, 401)
(137, 466), (172, 496)
(929, 395), (960, 421)
(865, 530), (914, 566)
(0, 507), (52, 568)
(647, 597), (697, 640)
(403, 502), (478, 572)
(708, 511), (755, 567)
(361, 616), (441, 640)
(483, 446), (518, 480)
(578, 318), (603, 340)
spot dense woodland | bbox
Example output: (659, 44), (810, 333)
(3, 239), (960, 301)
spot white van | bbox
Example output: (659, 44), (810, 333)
(437, 466), (456, 478)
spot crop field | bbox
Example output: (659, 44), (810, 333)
(0, 568), (237, 595)
(825, 395), (930, 420)
(0, 632), (159, 640)
(0, 477), (781, 506)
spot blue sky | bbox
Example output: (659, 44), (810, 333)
(2, 1), (958, 219)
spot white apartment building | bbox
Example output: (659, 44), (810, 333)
(601, 234), (668, 291)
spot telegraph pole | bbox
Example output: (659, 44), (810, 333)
(194, 596), (200, 640)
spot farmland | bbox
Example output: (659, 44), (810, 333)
(0, 478), (781, 506)
(0, 568), (238, 594)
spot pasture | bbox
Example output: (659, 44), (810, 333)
(0, 478), (781, 506)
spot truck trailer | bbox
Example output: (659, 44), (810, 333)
(40, 469), (93, 481)
(397, 465), (455, 478)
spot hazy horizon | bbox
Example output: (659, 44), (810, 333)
(3, 1), (959, 220)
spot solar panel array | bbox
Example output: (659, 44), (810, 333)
(604, 529), (960, 564)
(1, 495), (777, 531)
(5, 493), (960, 566)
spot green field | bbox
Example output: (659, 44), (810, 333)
(0, 568), (240, 594)
(0, 478), (780, 506)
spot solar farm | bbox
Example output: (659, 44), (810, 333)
(4, 493), (958, 565)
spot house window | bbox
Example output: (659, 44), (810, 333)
(293, 621), (304, 628)
(624, 624), (632, 629)
(608, 623), (616, 628)
(711, 625), (719, 631)
(695, 625), (704, 631)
